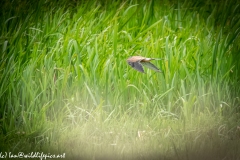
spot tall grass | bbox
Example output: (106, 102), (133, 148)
(0, 0), (240, 159)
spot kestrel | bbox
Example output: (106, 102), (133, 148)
(127, 56), (162, 73)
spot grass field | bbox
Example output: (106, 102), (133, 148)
(1, 0), (240, 159)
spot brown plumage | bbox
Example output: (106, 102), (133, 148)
(127, 56), (161, 73)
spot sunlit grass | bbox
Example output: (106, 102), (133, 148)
(0, 0), (240, 159)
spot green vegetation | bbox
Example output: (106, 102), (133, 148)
(1, 0), (240, 159)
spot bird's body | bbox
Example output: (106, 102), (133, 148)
(127, 56), (162, 73)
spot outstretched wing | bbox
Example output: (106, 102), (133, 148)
(129, 61), (144, 73)
(141, 62), (161, 72)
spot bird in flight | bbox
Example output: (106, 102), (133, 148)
(127, 56), (163, 73)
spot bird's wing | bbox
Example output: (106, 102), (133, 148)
(132, 61), (144, 73)
(141, 62), (161, 72)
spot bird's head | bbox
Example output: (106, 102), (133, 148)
(127, 61), (135, 67)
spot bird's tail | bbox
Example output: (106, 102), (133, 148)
(152, 58), (166, 61)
